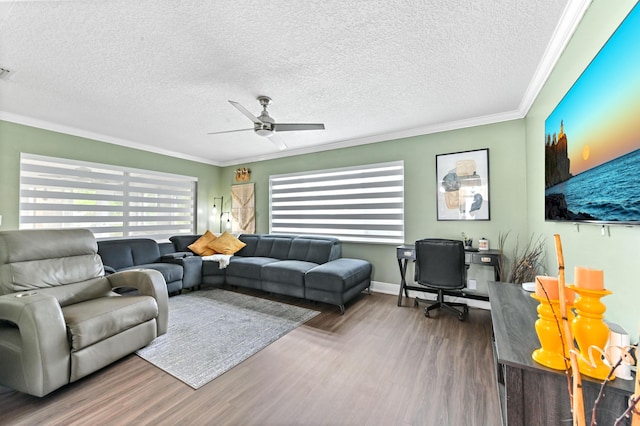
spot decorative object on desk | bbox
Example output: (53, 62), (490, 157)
(569, 284), (613, 381)
(478, 237), (489, 251)
(574, 266), (604, 291)
(521, 281), (536, 292)
(605, 323), (633, 380)
(231, 183), (255, 233)
(436, 148), (490, 221)
(531, 275), (575, 370)
(460, 232), (472, 249)
(569, 267), (615, 381)
(632, 343), (640, 425)
(496, 231), (546, 284)
(234, 167), (251, 182)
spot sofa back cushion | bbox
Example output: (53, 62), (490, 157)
(236, 234), (261, 256)
(158, 242), (176, 256)
(253, 235), (295, 259)
(169, 234), (201, 253)
(0, 229), (109, 305)
(288, 236), (342, 264)
(97, 238), (161, 269)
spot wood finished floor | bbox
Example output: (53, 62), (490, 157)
(0, 289), (501, 426)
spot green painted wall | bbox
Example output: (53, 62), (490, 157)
(219, 120), (529, 287)
(0, 120), (221, 233)
(527, 0), (639, 335)
(1, 0), (635, 336)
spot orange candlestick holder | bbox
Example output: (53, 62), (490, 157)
(569, 284), (613, 381)
(532, 293), (573, 370)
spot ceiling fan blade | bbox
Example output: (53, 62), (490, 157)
(273, 123), (325, 132)
(207, 128), (253, 135)
(268, 133), (288, 150)
(229, 100), (262, 124)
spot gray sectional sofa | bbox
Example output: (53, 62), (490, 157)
(98, 234), (372, 312)
(170, 233), (372, 313)
(98, 233), (372, 313)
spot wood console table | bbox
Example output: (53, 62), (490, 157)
(488, 282), (634, 425)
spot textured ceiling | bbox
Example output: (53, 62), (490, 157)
(0, 0), (589, 166)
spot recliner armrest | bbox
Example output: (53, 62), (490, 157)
(106, 270), (169, 335)
(0, 292), (69, 397)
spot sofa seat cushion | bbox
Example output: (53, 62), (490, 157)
(120, 263), (183, 284)
(226, 257), (279, 280)
(202, 259), (226, 276)
(305, 259), (372, 292)
(261, 260), (318, 286)
(62, 295), (158, 351)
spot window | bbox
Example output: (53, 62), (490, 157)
(20, 153), (196, 240)
(269, 161), (404, 244)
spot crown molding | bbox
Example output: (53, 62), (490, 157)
(518, 0), (592, 115)
(0, 111), (221, 166)
(217, 110), (524, 167)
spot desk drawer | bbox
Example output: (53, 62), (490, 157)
(396, 246), (416, 260)
(469, 252), (499, 267)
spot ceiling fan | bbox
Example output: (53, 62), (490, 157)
(208, 96), (325, 150)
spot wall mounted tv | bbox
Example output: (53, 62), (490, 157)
(545, 2), (640, 225)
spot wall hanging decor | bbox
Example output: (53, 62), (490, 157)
(234, 168), (251, 182)
(231, 183), (255, 233)
(436, 148), (490, 221)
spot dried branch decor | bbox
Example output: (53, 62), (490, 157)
(554, 234), (586, 426)
(497, 231), (546, 284)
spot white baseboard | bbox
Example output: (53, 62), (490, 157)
(369, 280), (490, 310)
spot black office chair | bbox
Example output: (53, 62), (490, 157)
(414, 238), (469, 321)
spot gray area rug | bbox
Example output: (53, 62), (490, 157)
(136, 289), (320, 389)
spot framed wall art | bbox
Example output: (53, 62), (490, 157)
(436, 148), (490, 221)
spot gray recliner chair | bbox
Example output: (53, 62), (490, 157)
(0, 229), (169, 397)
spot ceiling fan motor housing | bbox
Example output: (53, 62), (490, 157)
(256, 98), (275, 136)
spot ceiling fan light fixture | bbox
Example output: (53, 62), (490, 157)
(256, 128), (274, 137)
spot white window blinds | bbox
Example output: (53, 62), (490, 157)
(269, 161), (404, 244)
(19, 153), (196, 240)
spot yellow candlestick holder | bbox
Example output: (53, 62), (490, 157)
(568, 285), (613, 381)
(531, 293), (572, 370)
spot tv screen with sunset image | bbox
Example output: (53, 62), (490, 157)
(545, 2), (640, 224)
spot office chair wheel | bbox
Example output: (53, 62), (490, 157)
(424, 308), (430, 318)
(458, 306), (469, 321)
